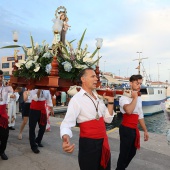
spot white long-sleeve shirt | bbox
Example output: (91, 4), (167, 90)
(119, 95), (144, 119)
(0, 85), (13, 105)
(29, 89), (53, 107)
(60, 88), (115, 138)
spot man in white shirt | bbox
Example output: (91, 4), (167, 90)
(0, 70), (13, 160)
(29, 89), (54, 154)
(116, 75), (149, 170)
(60, 68), (115, 170)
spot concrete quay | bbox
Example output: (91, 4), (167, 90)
(0, 107), (170, 170)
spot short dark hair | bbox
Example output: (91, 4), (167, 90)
(0, 70), (3, 75)
(78, 67), (94, 84)
(129, 74), (142, 82)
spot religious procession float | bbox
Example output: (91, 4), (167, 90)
(1, 6), (111, 96)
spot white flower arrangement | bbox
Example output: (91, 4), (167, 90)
(12, 36), (53, 79)
(58, 29), (101, 80)
(1, 29), (101, 81)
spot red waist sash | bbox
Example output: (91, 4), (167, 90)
(122, 113), (140, 149)
(79, 117), (110, 169)
(30, 100), (47, 126)
(0, 104), (8, 129)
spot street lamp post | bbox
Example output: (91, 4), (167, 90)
(157, 63), (161, 82)
(118, 69), (120, 79)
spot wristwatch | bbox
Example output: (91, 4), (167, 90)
(108, 102), (114, 104)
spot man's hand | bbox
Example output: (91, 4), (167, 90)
(62, 135), (75, 153)
(144, 131), (149, 141)
(103, 93), (114, 102)
(50, 107), (54, 116)
(131, 91), (138, 99)
(10, 94), (16, 98)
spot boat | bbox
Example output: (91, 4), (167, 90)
(113, 86), (166, 116)
(114, 55), (167, 116)
(140, 86), (167, 116)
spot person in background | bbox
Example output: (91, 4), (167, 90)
(7, 85), (19, 130)
(56, 91), (61, 106)
(116, 75), (149, 170)
(45, 97), (54, 132)
(18, 89), (32, 140)
(60, 68), (115, 170)
(29, 89), (53, 154)
(61, 91), (66, 106)
(0, 70), (13, 160)
(15, 87), (22, 114)
(18, 87), (25, 117)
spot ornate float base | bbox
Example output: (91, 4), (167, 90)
(10, 75), (77, 95)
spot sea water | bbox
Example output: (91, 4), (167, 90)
(106, 111), (170, 135)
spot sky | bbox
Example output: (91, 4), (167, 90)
(0, 0), (170, 82)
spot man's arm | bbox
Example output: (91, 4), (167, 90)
(60, 98), (79, 153)
(123, 91), (138, 114)
(138, 118), (149, 141)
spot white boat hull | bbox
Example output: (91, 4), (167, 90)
(141, 87), (166, 116)
(142, 105), (164, 116)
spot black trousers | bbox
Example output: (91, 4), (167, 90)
(78, 137), (111, 170)
(116, 125), (137, 170)
(0, 126), (9, 154)
(29, 109), (46, 150)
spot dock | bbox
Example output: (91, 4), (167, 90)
(0, 106), (170, 170)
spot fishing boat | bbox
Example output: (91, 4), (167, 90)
(140, 86), (167, 116)
(113, 86), (166, 116)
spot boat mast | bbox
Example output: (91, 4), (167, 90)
(133, 52), (148, 75)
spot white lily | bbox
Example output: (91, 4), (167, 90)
(34, 63), (40, 72)
(27, 48), (34, 56)
(25, 60), (34, 69)
(15, 60), (26, 68)
(83, 57), (94, 64)
(34, 55), (39, 62)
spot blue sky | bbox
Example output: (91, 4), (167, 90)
(0, 0), (170, 82)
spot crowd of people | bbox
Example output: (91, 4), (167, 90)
(0, 68), (149, 170)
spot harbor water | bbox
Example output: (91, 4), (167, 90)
(106, 111), (170, 135)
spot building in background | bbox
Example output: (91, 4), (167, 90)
(1, 54), (25, 80)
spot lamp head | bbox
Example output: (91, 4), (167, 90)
(12, 31), (19, 42)
(95, 38), (103, 49)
